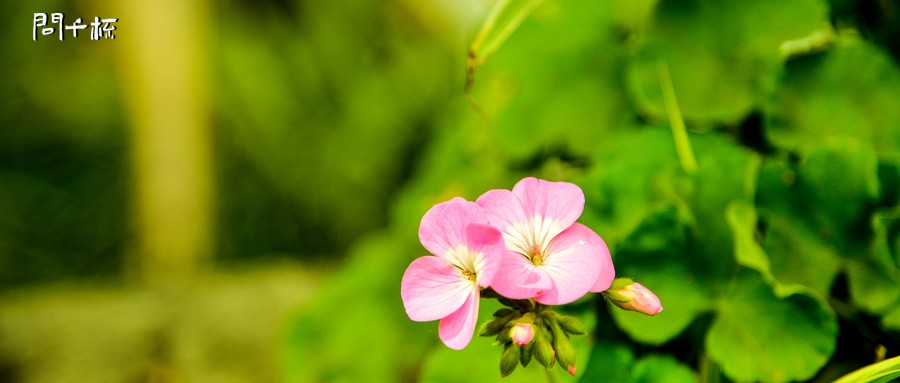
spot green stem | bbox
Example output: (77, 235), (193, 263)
(544, 366), (560, 383)
(657, 61), (698, 175)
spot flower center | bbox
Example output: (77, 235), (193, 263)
(530, 244), (544, 266)
(462, 269), (477, 282)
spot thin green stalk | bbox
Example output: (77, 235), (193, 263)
(833, 355), (900, 383)
(657, 61), (698, 174)
(544, 366), (560, 383)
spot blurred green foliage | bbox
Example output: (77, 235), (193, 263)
(2, 0), (900, 382)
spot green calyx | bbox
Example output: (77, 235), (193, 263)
(603, 277), (637, 303)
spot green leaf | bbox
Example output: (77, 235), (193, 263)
(705, 271), (837, 383)
(626, 0), (828, 125)
(469, 0), (546, 66)
(833, 355), (900, 383)
(766, 37), (900, 154)
(726, 201), (837, 297)
(596, 131), (760, 344)
(630, 355), (697, 383)
(726, 202), (770, 278)
(470, 0), (633, 160)
(579, 344), (634, 383)
(756, 160), (842, 296)
(579, 344), (695, 383)
(845, 210), (900, 313)
(796, 137), (880, 241)
(755, 141), (900, 313)
(884, 304), (900, 332)
(582, 129), (681, 247)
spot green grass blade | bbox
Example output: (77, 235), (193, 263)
(833, 355), (900, 383)
(469, 0), (545, 66)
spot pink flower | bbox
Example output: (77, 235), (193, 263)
(510, 323), (534, 347)
(401, 197), (506, 349)
(476, 177), (615, 305)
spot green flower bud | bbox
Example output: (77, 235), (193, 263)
(520, 343), (533, 367)
(533, 325), (555, 368)
(551, 321), (577, 376)
(493, 308), (514, 318)
(480, 310), (520, 337)
(554, 313), (587, 335)
(500, 343), (519, 377)
(496, 322), (514, 344)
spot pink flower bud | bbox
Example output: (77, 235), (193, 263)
(510, 323), (534, 347)
(567, 364), (577, 376)
(606, 279), (663, 316)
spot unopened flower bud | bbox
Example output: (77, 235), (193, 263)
(533, 326), (555, 368)
(510, 323), (534, 347)
(499, 343), (519, 377)
(552, 312), (587, 335)
(605, 278), (663, 316)
(551, 321), (577, 376)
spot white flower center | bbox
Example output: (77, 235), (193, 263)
(502, 215), (561, 264)
(445, 245), (483, 282)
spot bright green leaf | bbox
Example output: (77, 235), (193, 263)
(630, 355), (697, 383)
(706, 271), (837, 383)
(579, 344), (695, 383)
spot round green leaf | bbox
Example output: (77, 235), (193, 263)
(579, 344), (695, 383)
(609, 262), (712, 345)
(706, 271), (837, 382)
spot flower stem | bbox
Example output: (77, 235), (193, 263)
(657, 61), (698, 175)
(544, 366), (560, 383)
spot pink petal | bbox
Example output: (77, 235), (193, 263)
(418, 197), (490, 260)
(511, 177), (585, 239)
(475, 189), (531, 253)
(489, 251), (553, 299)
(535, 223), (604, 305)
(588, 229), (615, 292)
(463, 223), (505, 287)
(438, 288), (480, 350)
(401, 256), (472, 322)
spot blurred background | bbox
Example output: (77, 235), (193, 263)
(1, 0), (899, 382)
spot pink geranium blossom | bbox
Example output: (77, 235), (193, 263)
(401, 197), (506, 349)
(476, 177), (615, 305)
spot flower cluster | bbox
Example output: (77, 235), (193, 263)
(400, 177), (661, 376)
